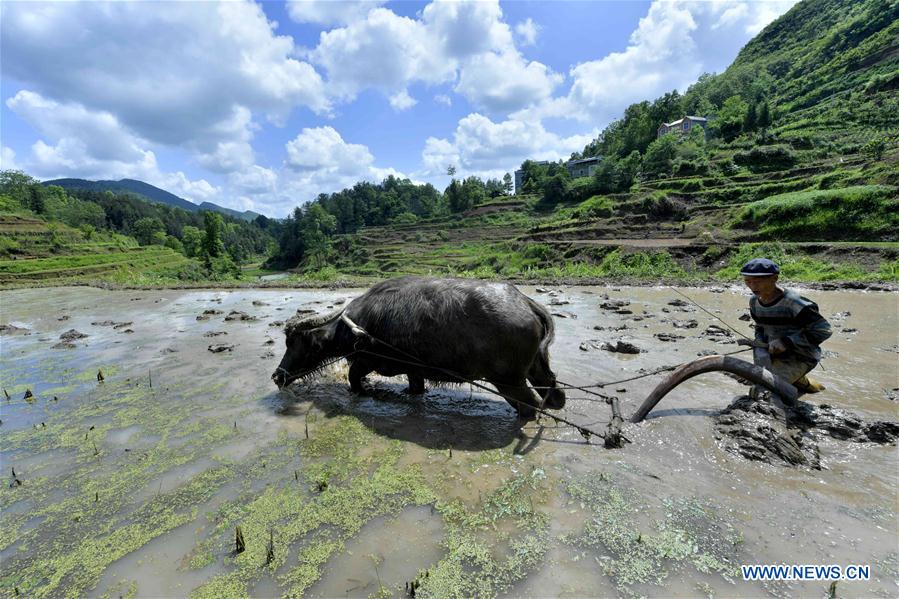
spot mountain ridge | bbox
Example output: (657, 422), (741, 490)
(42, 177), (261, 222)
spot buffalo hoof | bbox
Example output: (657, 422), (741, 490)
(516, 407), (537, 422)
(544, 388), (566, 409)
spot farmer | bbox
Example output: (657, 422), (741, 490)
(741, 258), (832, 401)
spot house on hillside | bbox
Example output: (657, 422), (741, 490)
(565, 156), (602, 179)
(514, 160), (549, 194)
(657, 116), (708, 138)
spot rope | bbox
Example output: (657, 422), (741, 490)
(338, 313), (611, 442)
(670, 287), (753, 341)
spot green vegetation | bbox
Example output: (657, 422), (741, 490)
(736, 185), (898, 240)
(258, 1), (897, 286)
(3, 0), (897, 287)
(0, 170), (275, 286)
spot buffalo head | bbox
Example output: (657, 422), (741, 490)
(272, 309), (343, 388)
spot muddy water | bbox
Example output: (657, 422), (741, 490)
(1, 285), (896, 598)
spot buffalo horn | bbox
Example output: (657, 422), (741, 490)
(630, 355), (799, 423)
(285, 309), (344, 334)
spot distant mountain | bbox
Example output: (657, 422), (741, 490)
(198, 201), (261, 222)
(42, 178), (261, 221)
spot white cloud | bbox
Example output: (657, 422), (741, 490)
(515, 0), (798, 125)
(455, 52), (562, 113)
(310, 0), (558, 114)
(389, 90), (418, 111)
(7, 91), (148, 163)
(515, 18), (539, 46)
(1, 1), (329, 171)
(421, 137), (460, 176)
(286, 0), (385, 26)
(311, 8), (451, 99)
(1, 147), (20, 171)
(422, 113), (595, 179)
(421, 0), (512, 59)
(286, 126), (374, 174)
(228, 165), (278, 195)
(434, 94), (452, 107)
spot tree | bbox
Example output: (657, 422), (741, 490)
(541, 173), (570, 206)
(446, 165), (457, 177)
(713, 95), (749, 141)
(484, 177), (504, 198)
(0, 170), (39, 208)
(744, 101), (757, 132)
(642, 134), (679, 177)
(133, 216), (165, 245)
(460, 176), (486, 210)
(502, 172), (514, 195)
(445, 179), (463, 213)
(201, 211), (225, 259)
(757, 101), (771, 130)
(181, 225), (203, 257)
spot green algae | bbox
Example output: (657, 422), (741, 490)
(564, 474), (742, 593)
(415, 468), (551, 598)
(190, 417), (440, 598)
(0, 371), (268, 598)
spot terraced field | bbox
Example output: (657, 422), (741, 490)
(0, 214), (193, 287)
(323, 150), (898, 282)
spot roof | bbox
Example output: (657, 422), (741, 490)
(567, 156), (602, 166)
(660, 115), (708, 128)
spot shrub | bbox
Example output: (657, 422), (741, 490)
(0, 236), (21, 257)
(641, 194), (688, 221)
(573, 195), (614, 219)
(391, 211), (419, 225)
(733, 145), (797, 172)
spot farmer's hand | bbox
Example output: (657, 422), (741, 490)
(768, 338), (788, 356)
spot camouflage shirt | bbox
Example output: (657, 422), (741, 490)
(749, 288), (832, 363)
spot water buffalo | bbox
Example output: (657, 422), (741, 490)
(272, 276), (565, 419)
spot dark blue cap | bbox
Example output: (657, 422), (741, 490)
(740, 258), (780, 277)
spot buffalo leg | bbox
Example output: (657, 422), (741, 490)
(348, 360), (374, 394)
(494, 381), (540, 421)
(406, 373), (426, 395)
(527, 352), (565, 409)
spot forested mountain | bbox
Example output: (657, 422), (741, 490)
(43, 177), (261, 221)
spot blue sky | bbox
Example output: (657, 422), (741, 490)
(0, 0), (797, 217)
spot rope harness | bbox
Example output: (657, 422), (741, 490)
(283, 293), (754, 447)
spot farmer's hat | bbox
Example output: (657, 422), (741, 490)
(740, 258), (780, 277)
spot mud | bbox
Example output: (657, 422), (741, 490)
(1, 284), (897, 598)
(715, 396), (899, 468)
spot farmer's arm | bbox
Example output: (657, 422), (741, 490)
(783, 305), (832, 353)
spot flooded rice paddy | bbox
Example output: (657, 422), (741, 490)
(1, 284), (896, 598)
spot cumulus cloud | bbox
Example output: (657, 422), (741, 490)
(422, 113), (595, 179)
(286, 0), (385, 26)
(286, 126), (374, 174)
(7, 91), (147, 163)
(310, 0), (559, 114)
(389, 90), (418, 111)
(1, 147), (20, 171)
(434, 94), (453, 107)
(515, 18), (539, 46)
(514, 0), (797, 125)
(455, 52), (562, 113)
(228, 165), (279, 195)
(1, 1), (329, 167)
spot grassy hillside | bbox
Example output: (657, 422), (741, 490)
(0, 211), (196, 287)
(0, 179), (274, 288)
(275, 0), (898, 285)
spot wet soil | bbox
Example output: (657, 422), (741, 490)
(1, 285), (897, 598)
